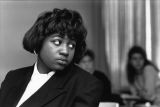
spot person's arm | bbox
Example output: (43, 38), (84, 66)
(73, 79), (104, 107)
(142, 65), (157, 100)
(129, 84), (138, 96)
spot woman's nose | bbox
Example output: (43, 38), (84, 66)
(60, 44), (69, 56)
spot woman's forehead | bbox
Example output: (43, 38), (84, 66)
(49, 33), (76, 41)
(132, 53), (143, 58)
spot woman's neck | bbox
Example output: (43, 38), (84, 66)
(37, 57), (51, 74)
(136, 69), (143, 75)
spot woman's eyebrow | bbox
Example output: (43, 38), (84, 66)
(50, 33), (63, 38)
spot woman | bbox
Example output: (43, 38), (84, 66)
(78, 49), (112, 102)
(0, 8), (103, 107)
(126, 45), (160, 105)
(78, 49), (124, 105)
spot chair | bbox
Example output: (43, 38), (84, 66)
(99, 102), (119, 107)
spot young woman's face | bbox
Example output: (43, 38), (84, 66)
(130, 53), (145, 71)
(39, 34), (76, 72)
(79, 55), (94, 74)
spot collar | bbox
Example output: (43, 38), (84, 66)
(31, 62), (55, 81)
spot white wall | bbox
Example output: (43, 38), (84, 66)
(0, 0), (95, 84)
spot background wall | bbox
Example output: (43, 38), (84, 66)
(0, 0), (100, 84)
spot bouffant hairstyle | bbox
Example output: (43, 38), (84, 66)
(23, 8), (87, 63)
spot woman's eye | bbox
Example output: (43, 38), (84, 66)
(53, 40), (61, 46)
(68, 43), (75, 49)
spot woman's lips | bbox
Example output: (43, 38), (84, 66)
(56, 59), (68, 65)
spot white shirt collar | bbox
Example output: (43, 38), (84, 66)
(31, 62), (55, 81)
(16, 62), (55, 107)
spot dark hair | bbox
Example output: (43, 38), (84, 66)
(126, 46), (151, 84)
(84, 49), (95, 60)
(77, 49), (95, 64)
(23, 8), (87, 63)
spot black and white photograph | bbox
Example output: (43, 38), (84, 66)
(1, 0), (160, 107)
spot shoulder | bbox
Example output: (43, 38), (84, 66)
(72, 65), (100, 82)
(71, 64), (104, 94)
(143, 65), (158, 76)
(70, 65), (103, 89)
(1, 66), (33, 89)
(4, 66), (33, 82)
(69, 65), (104, 106)
(144, 65), (157, 73)
(7, 66), (33, 77)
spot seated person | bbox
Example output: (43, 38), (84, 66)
(0, 8), (103, 107)
(126, 45), (160, 106)
(78, 49), (124, 105)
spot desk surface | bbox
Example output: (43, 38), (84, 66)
(121, 94), (140, 101)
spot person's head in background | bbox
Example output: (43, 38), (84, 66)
(78, 49), (95, 74)
(126, 45), (151, 84)
(23, 8), (87, 73)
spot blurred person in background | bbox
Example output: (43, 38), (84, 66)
(0, 8), (104, 107)
(78, 49), (124, 105)
(126, 45), (160, 106)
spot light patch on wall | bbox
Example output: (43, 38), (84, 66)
(145, 0), (152, 60)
